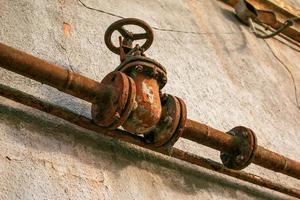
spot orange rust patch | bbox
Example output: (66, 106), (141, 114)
(63, 22), (71, 37)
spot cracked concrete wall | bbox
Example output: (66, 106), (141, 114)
(0, 0), (300, 199)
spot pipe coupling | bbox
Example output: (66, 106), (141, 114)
(144, 93), (187, 148)
(220, 126), (257, 170)
(91, 71), (136, 130)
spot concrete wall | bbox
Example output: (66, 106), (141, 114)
(0, 0), (300, 199)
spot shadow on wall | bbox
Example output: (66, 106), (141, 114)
(0, 102), (284, 200)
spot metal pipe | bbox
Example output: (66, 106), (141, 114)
(182, 119), (300, 179)
(1, 42), (300, 179)
(182, 119), (237, 152)
(253, 146), (300, 179)
(0, 83), (299, 199)
(0, 43), (102, 104)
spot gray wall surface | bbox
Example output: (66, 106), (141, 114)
(0, 0), (300, 199)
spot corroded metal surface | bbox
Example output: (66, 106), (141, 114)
(144, 94), (181, 147)
(219, 0), (300, 42)
(108, 75), (137, 129)
(253, 146), (300, 179)
(182, 119), (300, 179)
(91, 71), (130, 128)
(1, 0), (300, 199)
(122, 72), (162, 134)
(2, 40), (300, 178)
(182, 119), (237, 153)
(0, 43), (102, 104)
(116, 56), (167, 89)
(1, 16), (300, 197)
(104, 18), (154, 55)
(1, 83), (300, 199)
(220, 126), (257, 170)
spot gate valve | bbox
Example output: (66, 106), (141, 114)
(92, 18), (187, 148)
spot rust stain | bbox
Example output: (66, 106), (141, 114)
(63, 22), (71, 37)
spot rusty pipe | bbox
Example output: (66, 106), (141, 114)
(253, 146), (300, 179)
(0, 42), (162, 133)
(0, 83), (300, 199)
(1, 42), (300, 179)
(182, 119), (300, 179)
(0, 42), (102, 104)
(182, 119), (237, 152)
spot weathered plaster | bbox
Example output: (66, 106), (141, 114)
(0, 0), (299, 199)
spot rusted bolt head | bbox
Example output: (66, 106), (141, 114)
(135, 65), (143, 72)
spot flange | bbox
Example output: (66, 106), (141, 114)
(144, 94), (187, 148)
(220, 126), (257, 170)
(108, 75), (137, 129)
(163, 96), (187, 148)
(91, 71), (136, 129)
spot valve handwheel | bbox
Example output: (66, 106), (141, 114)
(104, 18), (154, 55)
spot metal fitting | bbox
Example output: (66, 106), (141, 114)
(92, 18), (187, 147)
(98, 18), (170, 136)
(144, 94), (187, 148)
(116, 56), (168, 134)
(91, 71), (136, 129)
(220, 126), (257, 170)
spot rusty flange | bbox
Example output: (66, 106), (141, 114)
(104, 18), (154, 55)
(220, 126), (257, 170)
(164, 96), (187, 147)
(108, 75), (137, 129)
(144, 94), (187, 148)
(91, 71), (136, 129)
(116, 56), (167, 89)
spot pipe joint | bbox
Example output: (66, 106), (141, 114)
(220, 126), (257, 170)
(92, 18), (187, 147)
(143, 93), (187, 148)
(117, 56), (167, 134)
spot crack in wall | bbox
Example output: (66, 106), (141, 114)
(77, 0), (237, 35)
(77, 0), (299, 110)
(264, 40), (300, 110)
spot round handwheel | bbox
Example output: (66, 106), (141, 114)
(104, 18), (154, 55)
